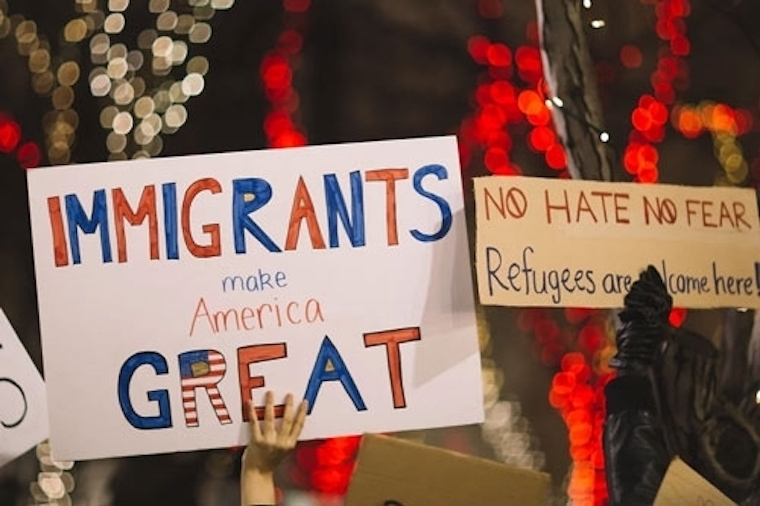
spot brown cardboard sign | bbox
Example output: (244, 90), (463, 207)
(344, 434), (550, 506)
(653, 457), (736, 506)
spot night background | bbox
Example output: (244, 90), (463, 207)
(1, 0), (759, 504)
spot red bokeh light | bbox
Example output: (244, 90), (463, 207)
(484, 146), (509, 172)
(517, 90), (544, 116)
(620, 45), (643, 69)
(637, 164), (659, 183)
(631, 107), (652, 132)
(16, 141), (41, 169)
(534, 317), (561, 344)
(545, 143), (567, 170)
(467, 35), (491, 64)
(0, 111), (40, 169)
(564, 308), (594, 324)
(668, 307), (687, 327)
(310, 464), (353, 495)
(624, 0), (694, 184)
(272, 131), (306, 148)
(514, 46), (542, 81)
(529, 126), (555, 151)
(264, 111), (294, 138)
(301, 436), (362, 496)
(478, 0), (504, 19)
(578, 325), (604, 352)
(486, 43), (512, 68)
(262, 3), (310, 149)
(673, 107), (703, 138)
(261, 54), (292, 91)
(278, 30), (304, 54)
(0, 117), (22, 153)
(283, 0), (310, 13)
(489, 80), (515, 105)
(477, 104), (507, 131)
(670, 35), (690, 56)
(485, 129), (512, 150)
(526, 106), (551, 126)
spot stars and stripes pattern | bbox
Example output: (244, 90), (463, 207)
(178, 350), (232, 427)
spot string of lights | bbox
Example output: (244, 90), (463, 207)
(479, 308), (546, 472)
(0, 0), (233, 165)
(260, 0), (309, 148)
(30, 441), (75, 506)
(0, 0), (84, 166)
(0, 110), (41, 168)
(95, 0), (233, 161)
(622, 0), (692, 183)
(460, 0), (556, 489)
(623, 0), (759, 189)
(258, 0), (365, 497)
(515, 306), (614, 505)
(258, 1), (364, 499)
(459, 23), (569, 177)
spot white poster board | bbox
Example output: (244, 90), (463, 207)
(0, 309), (48, 467)
(27, 136), (483, 461)
(475, 176), (760, 308)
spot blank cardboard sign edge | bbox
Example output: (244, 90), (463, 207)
(653, 457), (736, 506)
(344, 434), (550, 506)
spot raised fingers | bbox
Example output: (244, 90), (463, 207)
(263, 390), (276, 436)
(247, 398), (263, 440)
(279, 393), (295, 440)
(290, 399), (308, 442)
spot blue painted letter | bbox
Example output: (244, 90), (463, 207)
(65, 190), (113, 264)
(232, 178), (281, 254)
(409, 164), (453, 242)
(162, 182), (179, 260)
(304, 336), (366, 414)
(324, 171), (366, 248)
(118, 351), (173, 430)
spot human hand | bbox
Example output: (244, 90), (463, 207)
(242, 391), (308, 475)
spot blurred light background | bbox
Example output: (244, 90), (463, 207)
(1, 0), (759, 504)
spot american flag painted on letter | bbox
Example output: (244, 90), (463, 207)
(178, 349), (232, 427)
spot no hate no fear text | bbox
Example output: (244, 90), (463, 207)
(482, 184), (753, 230)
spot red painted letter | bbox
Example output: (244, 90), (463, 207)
(47, 196), (69, 267)
(181, 178), (222, 258)
(365, 168), (409, 245)
(363, 327), (421, 408)
(112, 185), (159, 263)
(237, 343), (287, 420)
(285, 176), (326, 251)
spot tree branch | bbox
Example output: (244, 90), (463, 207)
(535, 0), (616, 182)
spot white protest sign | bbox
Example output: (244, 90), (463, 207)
(0, 309), (48, 467)
(27, 136), (482, 461)
(475, 176), (760, 308)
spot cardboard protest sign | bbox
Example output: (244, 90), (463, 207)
(0, 309), (48, 467)
(654, 457), (736, 506)
(344, 434), (550, 506)
(475, 176), (760, 308)
(27, 136), (483, 461)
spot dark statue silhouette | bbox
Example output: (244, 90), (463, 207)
(604, 266), (760, 505)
